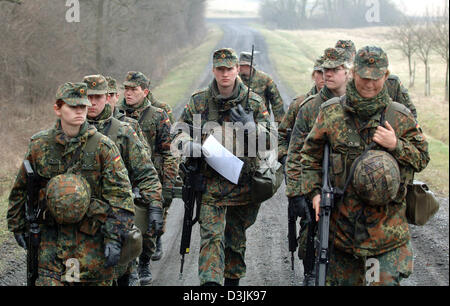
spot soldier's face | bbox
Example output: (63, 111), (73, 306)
(54, 103), (87, 127)
(239, 65), (252, 77)
(124, 86), (149, 106)
(107, 93), (119, 108)
(324, 65), (348, 90)
(87, 94), (107, 118)
(354, 72), (388, 98)
(213, 65), (240, 89)
(312, 71), (325, 91)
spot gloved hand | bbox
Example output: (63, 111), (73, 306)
(14, 232), (27, 250)
(182, 141), (204, 158)
(230, 104), (255, 133)
(148, 205), (164, 237)
(288, 196), (311, 224)
(104, 240), (122, 268)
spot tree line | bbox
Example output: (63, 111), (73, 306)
(0, 0), (206, 105)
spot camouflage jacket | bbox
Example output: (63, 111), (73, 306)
(386, 75), (417, 120)
(285, 85), (335, 197)
(148, 91), (175, 123)
(299, 83), (429, 257)
(113, 106), (150, 151)
(7, 120), (134, 282)
(176, 78), (272, 206)
(117, 97), (178, 189)
(88, 104), (163, 208)
(240, 69), (285, 123)
(277, 85), (318, 161)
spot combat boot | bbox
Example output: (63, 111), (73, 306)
(151, 236), (163, 261)
(138, 254), (152, 285)
(302, 273), (316, 286)
(224, 278), (240, 286)
(128, 260), (140, 286)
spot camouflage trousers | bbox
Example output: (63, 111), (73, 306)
(142, 203), (171, 257)
(36, 275), (112, 286)
(198, 201), (261, 285)
(326, 240), (413, 286)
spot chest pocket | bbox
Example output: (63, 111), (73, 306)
(139, 106), (158, 155)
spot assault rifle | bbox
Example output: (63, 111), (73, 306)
(179, 157), (205, 278)
(315, 143), (334, 286)
(23, 160), (41, 287)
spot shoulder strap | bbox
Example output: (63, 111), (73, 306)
(103, 118), (121, 143)
(320, 96), (341, 110)
(139, 105), (156, 125)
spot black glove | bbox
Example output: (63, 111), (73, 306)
(14, 232), (27, 250)
(230, 104), (256, 133)
(280, 155), (287, 176)
(104, 240), (122, 268)
(288, 196), (311, 224)
(148, 205), (164, 237)
(182, 141), (204, 158)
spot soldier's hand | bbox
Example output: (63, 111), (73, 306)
(104, 240), (122, 268)
(14, 232), (27, 250)
(288, 196), (311, 224)
(312, 194), (321, 222)
(148, 205), (164, 237)
(373, 121), (397, 151)
(230, 104), (256, 133)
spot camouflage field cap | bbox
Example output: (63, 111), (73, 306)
(335, 39), (356, 62)
(105, 76), (118, 94)
(352, 150), (400, 206)
(55, 82), (91, 106)
(213, 48), (239, 68)
(354, 46), (389, 80)
(46, 173), (91, 224)
(239, 51), (255, 67)
(82, 74), (108, 95)
(313, 55), (325, 71)
(123, 71), (149, 88)
(321, 48), (348, 69)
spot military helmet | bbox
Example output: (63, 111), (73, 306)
(46, 174), (91, 224)
(352, 150), (400, 206)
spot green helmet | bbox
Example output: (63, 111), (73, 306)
(352, 150), (400, 206)
(46, 174), (91, 224)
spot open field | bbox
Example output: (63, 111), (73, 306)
(255, 24), (449, 196)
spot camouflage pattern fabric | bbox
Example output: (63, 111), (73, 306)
(240, 69), (285, 123)
(277, 85), (318, 161)
(147, 91), (175, 123)
(123, 71), (149, 88)
(326, 240), (413, 286)
(35, 276), (112, 286)
(83, 74), (108, 95)
(8, 120), (134, 283)
(198, 202), (261, 285)
(105, 76), (118, 94)
(299, 79), (429, 257)
(354, 46), (388, 80)
(55, 82), (91, 106)
(385, 75), (417, 120)
(335, 39), (356, 63)
(213, 48), (239, 68)
(46, 173), (91, 224)
(322, 47), (348, 69)
(113, 107), (150, 152)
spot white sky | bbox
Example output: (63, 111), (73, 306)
(207, 0), (448, 16)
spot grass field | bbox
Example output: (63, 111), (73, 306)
(255, 24), (449, 196)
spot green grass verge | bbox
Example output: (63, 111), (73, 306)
(152, 23), (224, 107)
(254, 24), (449, 196)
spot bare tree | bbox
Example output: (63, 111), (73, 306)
(413, 14), (434, 96)
(431, 3), (449, 101)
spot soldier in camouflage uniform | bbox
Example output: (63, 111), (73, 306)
(278, 55), (325, 163)
(335, 40), (417, 119)
(298, 46), (430, 285)
(147, 91), (175, 124)
(239, 51), (285, 123)
(117, 71), (179, 283)
(173, 48), (272, 286)
(7, 82), (135, 286)
(82, 75), (164, 286)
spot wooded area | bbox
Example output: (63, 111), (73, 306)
(0, 0), (206, 105)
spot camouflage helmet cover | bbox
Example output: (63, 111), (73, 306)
(46, 174), (91, 224)
(352, 150), (400, 206)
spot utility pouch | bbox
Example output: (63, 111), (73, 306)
(405, 180), (440, 226)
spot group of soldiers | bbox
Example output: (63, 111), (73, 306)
(6, 37), (429, 286)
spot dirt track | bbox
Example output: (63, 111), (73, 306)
(0, 18), (448, 287)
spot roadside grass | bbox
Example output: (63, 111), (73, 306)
(255, 24), (449, 196)
(151, 23), (224, 107)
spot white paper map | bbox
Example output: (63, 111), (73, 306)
(202, 134), (244, 185)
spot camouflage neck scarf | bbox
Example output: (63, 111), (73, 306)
(345, 79), (390, 121)
(87, 103), (113, 132)
(210, 78), (246, 111)
(122, 96), (151, 119)
(319, 85), (336, 102)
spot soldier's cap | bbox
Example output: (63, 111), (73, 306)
(105, 76), (118, 94)
(213, 48), (239, 68)
(123, 71), (149, 88)
(336, 39), (356, 63)
(322, 48), (348, 69)
(82, 74), (108, 95)
(239, 51), (256, 67)
(55, 82), (91, 107)
(354, 46), (389, 80)
(313, 55), (325, 71)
